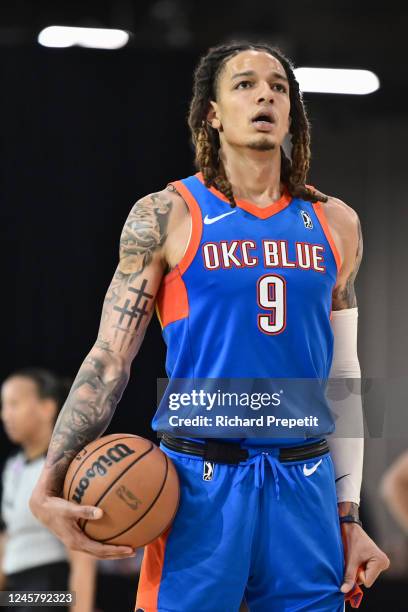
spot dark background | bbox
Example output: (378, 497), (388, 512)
(1, 1), (408, 610)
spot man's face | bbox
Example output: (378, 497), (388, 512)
(0, 377), (49, 445)
(208, 50), (291, 152)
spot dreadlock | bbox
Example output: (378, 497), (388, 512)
(188, 41), (328, 208)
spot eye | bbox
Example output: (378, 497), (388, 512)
(235, 80), (253, 89)
(273, 83), (287, 93)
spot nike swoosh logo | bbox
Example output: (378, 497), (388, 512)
(335, 474), (350, 483)
(203, 210), (237, 224)
(303, 458), (323, 477)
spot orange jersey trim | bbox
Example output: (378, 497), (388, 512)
(135, 526), (172, 611)
(162, 179), (203, 282)
(312, 201), (342, 274)
(195, 172), (292, 220)
(155, 179), (202, 329)
(156, 267), (189, 329)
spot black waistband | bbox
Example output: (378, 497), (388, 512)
(159, 433), (329, 465)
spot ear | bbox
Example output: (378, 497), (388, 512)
(207, 101), (222, 131)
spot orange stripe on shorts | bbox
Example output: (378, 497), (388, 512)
(135, 526), (172, 611)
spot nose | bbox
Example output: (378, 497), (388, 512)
(256, 82), (275, 105)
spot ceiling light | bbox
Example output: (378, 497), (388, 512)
(38, 26), (129, 50)
(294, 67), (380, 95)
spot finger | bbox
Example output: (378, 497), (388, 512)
(65, 502), (104, 521)
(46, 496), (104, 521)
(81, 543), (136, 559)
(76, 506), (104, 520)
(364, 556), (390, 587)
(73, 531), (135, 559)
(357, 566), (365, 585)
(341, 559), (360, 593)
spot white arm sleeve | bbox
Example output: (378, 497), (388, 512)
(327, 307), (364, 505)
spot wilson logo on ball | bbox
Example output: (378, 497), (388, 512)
(72, 443), (135, 504)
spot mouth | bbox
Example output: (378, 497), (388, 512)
(251, 110), (276, 131)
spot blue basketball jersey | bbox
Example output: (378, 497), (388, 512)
(153, 173), (341, 446)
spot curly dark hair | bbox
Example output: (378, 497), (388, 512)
(188, 41), (327, 208)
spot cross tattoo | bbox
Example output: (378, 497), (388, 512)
(113, 279), (153, 337)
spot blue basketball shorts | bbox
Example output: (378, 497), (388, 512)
(135, 443), (345, 612)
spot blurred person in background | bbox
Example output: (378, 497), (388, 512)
(379, 452), (408, 580)
(381, 451), (408, 532)
(0, 368), (96, 612)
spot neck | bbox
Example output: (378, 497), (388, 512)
(23, 428), (52, 461)
(219, 143), (284, 205)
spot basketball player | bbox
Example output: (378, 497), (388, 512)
(29, 42), (390, 610)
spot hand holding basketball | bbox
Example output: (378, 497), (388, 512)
(30, 434), (180, 558)
(29, 488), (136, 559)
(63, 434), (180, 548)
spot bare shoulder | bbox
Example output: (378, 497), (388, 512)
(119, 184), (190, 274)
(161, 184), (192, 272)
(164, 183), (190, 225)
(130, 184), (190, 233)
(321, 195), (362, 267)
(323, 195), (360, 234)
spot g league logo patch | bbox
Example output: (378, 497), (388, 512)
(300, 210), (313, 229)
(203, 461), (214, 481)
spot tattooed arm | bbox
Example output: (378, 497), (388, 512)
(29, 186), (188, 558)
(44, 191), (172, 492)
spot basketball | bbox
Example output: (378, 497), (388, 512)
(63, 433), (180, 547)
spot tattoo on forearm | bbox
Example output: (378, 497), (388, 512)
(332, 217), (363, 310)
(44, 192), (171, 493)
(45, 343), (129, 493)
(95, 338), (113, 352)
(338, 501), (360, 517)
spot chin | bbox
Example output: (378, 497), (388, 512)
(247, 137), (276, 152)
